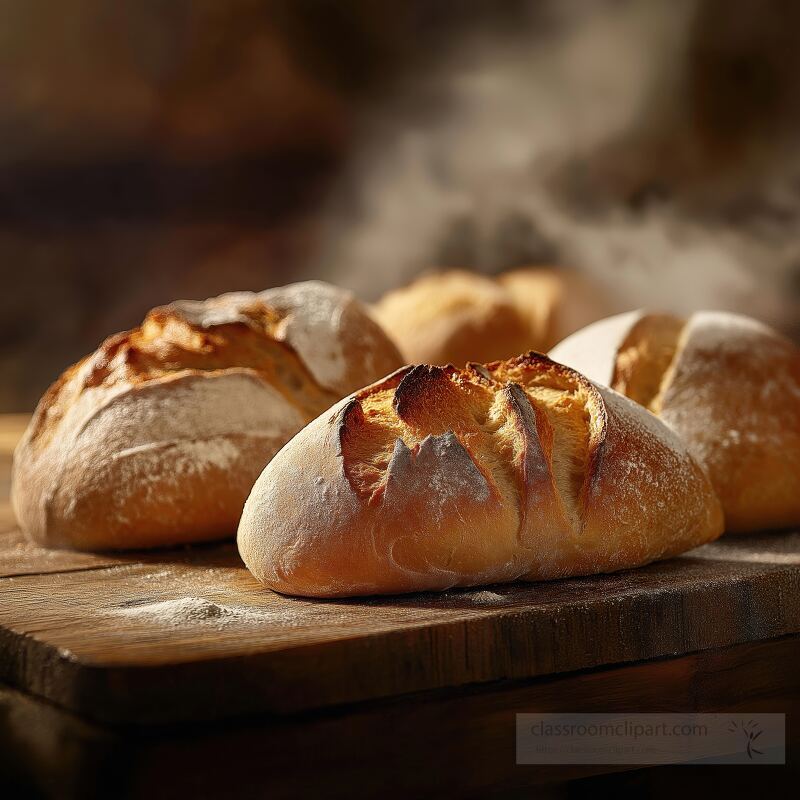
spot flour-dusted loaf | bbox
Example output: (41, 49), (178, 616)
(550, 310), (800, 533)
(13, 281), (404, 550)
(372, 268), (615, 367)
(238, 353), (722, 597)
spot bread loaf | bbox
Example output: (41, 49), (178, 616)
(238, 352), (722, 597)
(372, 267), (615, 367)
(499, 267), (616, 351)
(13, 281), (404, 550)
(550, 310), (800, 533)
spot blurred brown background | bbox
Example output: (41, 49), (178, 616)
(2, 0), (800, 410)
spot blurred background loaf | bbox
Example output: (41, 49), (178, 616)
(373, 267), (616, 366)
(3, 0), (800, 409)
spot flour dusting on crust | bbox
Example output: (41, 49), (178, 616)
(13, 370), (306, 544)
(74, 373), (303, 515)
(166, 292), (266, 329)
(260, 281), (353, 394)
(594, 385), (707, 560)
(384, 432), (491, 522)
(662, 311), (799, 461)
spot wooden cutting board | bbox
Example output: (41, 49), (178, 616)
(1, 414), (799, 726)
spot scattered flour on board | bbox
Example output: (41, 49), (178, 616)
(107, 596), (347, 629)
(466, 590), (507, 605)
(110, 597), (297, 628)
(436, 588), (508, 605)
(108, 589), (513, 632)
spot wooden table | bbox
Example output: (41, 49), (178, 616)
(0, 414), (798, 798)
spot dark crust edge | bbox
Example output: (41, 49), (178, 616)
(392, 364), (460, 420)
(330, 365), (417, 492)
(334, 397), (367, 460)
(354, 364), (416, 400)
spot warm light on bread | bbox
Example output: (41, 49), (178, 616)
(238, 352), (722, 597)
(372, 267), (615, 367)
(550, 310), (800, 533)
(12, 281), (404, 550)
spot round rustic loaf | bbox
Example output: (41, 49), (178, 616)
(13, 281), (404, 550)
(372, 267), (614, 367)
(238, 352), (722, 597)
(550, 310), (800, 533)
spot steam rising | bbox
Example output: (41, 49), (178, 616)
(312, 0), (800, 336)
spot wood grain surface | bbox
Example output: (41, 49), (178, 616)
(1, 414), (800, 726)
(3, 636), (798, 800)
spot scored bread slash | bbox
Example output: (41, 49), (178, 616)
(238, 351), (723, 598)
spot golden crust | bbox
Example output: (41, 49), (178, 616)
(13, 283), (404, 550)
(373, 267), (616, 367)
(373, 270), (530, 366)
(26, 302), (334, 452)
(238, 352), (722, 597)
